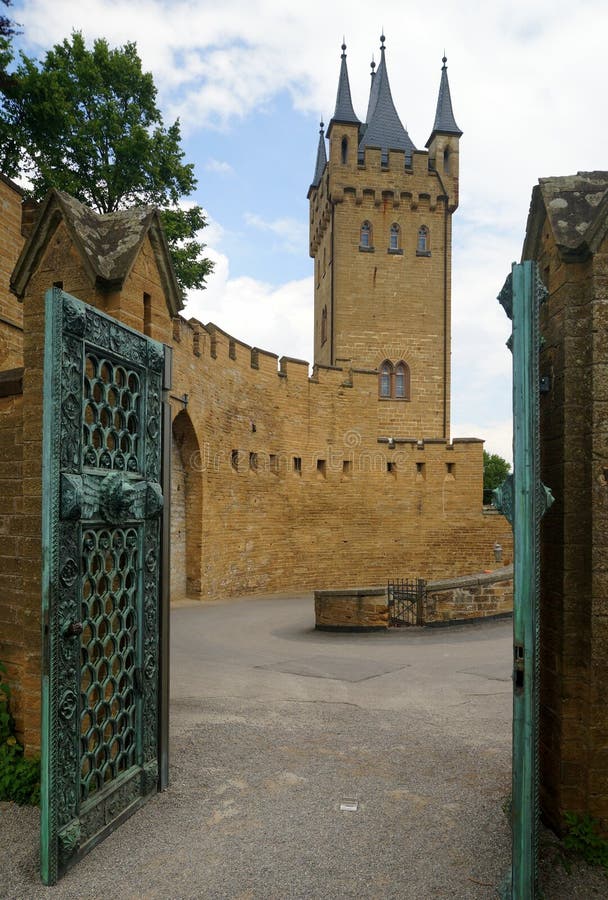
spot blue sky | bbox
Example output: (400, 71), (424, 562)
(10, 0), (608, 461)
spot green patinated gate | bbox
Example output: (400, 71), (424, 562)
(40, 288), (171, 884)
(495, 262), (554, 899)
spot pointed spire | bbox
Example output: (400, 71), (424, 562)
(309, 120), (327, 191)
(426, 54), (462, 147)
(329, 41), (360, 128)
(359, 34), (416, 163)
(365, 52), (380, 124)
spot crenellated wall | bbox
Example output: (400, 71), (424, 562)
(168, 313), (512, 602)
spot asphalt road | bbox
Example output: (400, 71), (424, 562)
(1, 594), (605, 898)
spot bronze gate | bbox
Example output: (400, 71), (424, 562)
(40, 288), (171, 884)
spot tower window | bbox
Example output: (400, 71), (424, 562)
(443, 147), (450, 175)
(360, 220), (372, 250)
(321, 305), (328, 346)
(388, 223), (402, 254)
(394, 362), (410, 399)
(417, 226), (430, 256)
(379, 361), (393, 398)
(379, 360), (410, 400)
(341, 136), (348, 164)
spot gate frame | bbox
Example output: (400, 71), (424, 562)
(496, 261), (553, 899)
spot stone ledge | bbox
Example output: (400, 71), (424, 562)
(426, 565), (513, 593)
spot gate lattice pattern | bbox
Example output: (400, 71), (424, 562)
(387, 579), (426, 627)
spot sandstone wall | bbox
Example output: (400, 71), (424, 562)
(535, 220), (608, 833)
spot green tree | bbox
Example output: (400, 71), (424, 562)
(0, 31), (212, 295)
(483, 450), (511, 492)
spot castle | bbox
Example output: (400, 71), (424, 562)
(0, 38), (511, 750)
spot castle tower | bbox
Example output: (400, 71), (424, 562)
(308, 38), (462, 439)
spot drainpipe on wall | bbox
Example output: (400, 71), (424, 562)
(434, 170), (450, 441)
(330, 199), (335, 366)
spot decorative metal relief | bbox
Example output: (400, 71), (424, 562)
(41, 289), (166, 885)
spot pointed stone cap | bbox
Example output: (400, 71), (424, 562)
(522, 171), (608, 261)
(308, 121), (327, 194)
(11, 189), (183, 314)
(425, 56), (462, 147)
(327, 42), (360, 136)
(359, 35), (416, 162)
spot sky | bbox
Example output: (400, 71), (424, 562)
(10, 0), (608, 462)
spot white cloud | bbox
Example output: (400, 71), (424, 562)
(452, 418), (513, 466)
(243, 212), (307, 254)
(204, 158), (235, 176)
(182, 238), (313, 365)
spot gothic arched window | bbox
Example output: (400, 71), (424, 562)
(379, 361), (393, 398)
(360, 220), (372, 249)
(394, 361), (410, 399)
(389, 223), (400, 251)
(379, 360), (410, 399)
(417, 226), (430, 255)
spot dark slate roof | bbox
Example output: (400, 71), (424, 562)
(522, 171), (608, 261)
(309, 122), (327, 193)
(359, 38), (416, 160)
(425, 57), (462, 147)
(331, 43), (360, 126)
(11, 189), (183, 314)
(365, 57), (380, 124)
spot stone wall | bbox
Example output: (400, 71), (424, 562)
(531, 214), (608, 833)
(425, 566), (513, 624)
(169, 315), (513, 600)
(0, 176), (24, 370)
(314, 587), (388, 631)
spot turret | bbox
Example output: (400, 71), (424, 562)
(426, 56), (462, 208)
(326, 42), (361, 171)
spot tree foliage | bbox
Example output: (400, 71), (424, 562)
(483, 450), (511, 492)
(0, 31), (212, 295)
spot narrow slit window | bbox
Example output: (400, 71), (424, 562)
(321, 306), (328, 345)
(143, 292), (152, 336)
(341, 136), (348, 164)
(293, 456), (302, 474)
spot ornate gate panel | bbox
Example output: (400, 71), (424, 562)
(495, 263), (553, 899)
(40, 288), (171, 884)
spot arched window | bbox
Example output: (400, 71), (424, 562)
(443, 147), (450, 175)
(360, 220), (372, 249)
(394, 361), (410, 399)
(389, 223), (400, 251)
(379, 360), (393, 398)
(417, 226), (430, 255)
(379, 360), (410, 399)
(321, 305), (328, 345)
(341, 136), (348, 164)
